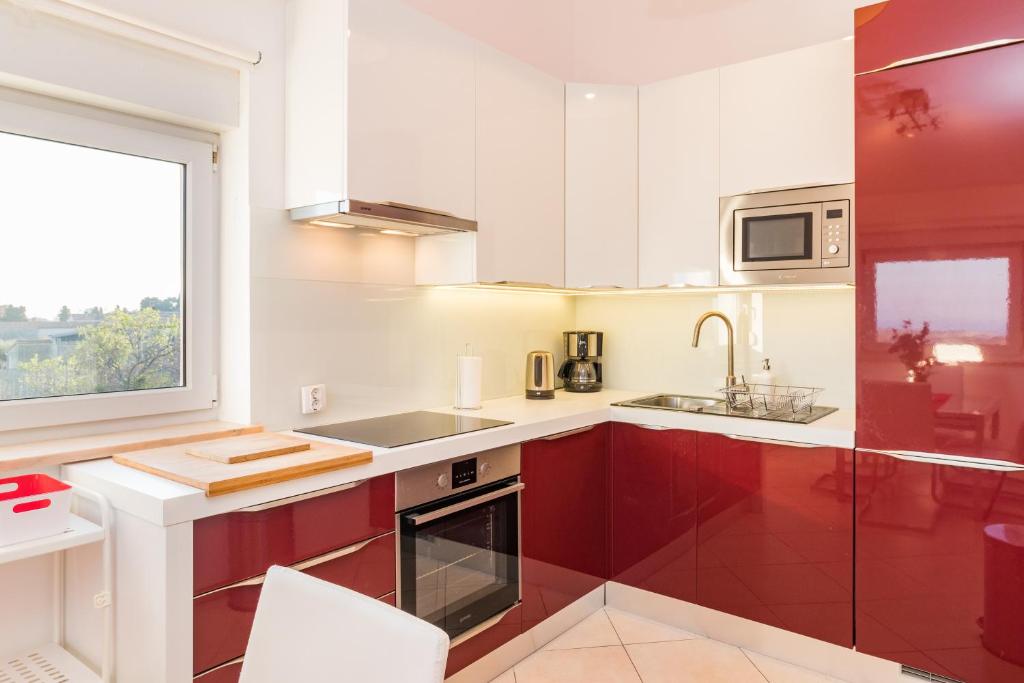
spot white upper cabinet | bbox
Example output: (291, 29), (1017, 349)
(719, 39), (854, 197)
(474, 44), (565, 287)
(638, 68), (720, 288)
(347, 0), (476, 219)
(565, 83), (639, 290)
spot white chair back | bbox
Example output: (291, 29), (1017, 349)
(239, 565), (450, 683)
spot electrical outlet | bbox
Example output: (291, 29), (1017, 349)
(301, 384), (326, 414)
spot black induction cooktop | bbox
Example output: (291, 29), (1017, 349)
(295, 411), (513, 448)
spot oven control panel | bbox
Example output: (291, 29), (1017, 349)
(395, 444), (521, 511)
(821, 200), (850, 268)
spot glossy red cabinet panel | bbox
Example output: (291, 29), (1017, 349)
(522, 423), (608, 631)
(193, 660), (242, 683)
(193, 531), (396, 675)
(855, 0), (1024, 74)
(444, 604), (522, 678)
(193, 474), (395, 595)
(696, 433), (854, 647)
(855, 452), (1024, 682)
(855, 41), (1024, 465)
(610, 423), (698, 603)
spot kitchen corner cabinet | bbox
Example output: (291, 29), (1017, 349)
(855, 452), (1024, 683)
(695, 433), (853, 648)
(719, 39), (854, 197)
(416, 42), (566, 286)
(610, 423), (698, 603)
(565, 83), (639, 289)
(347, 0), (475, 218)
(521, 423), (609, 631)
(638, 68), (720, 288)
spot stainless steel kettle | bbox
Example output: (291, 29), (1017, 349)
(525, 351), (555, 399)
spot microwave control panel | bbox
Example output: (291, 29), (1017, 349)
(821, 200), (850, 268)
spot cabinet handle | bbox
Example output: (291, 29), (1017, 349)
(194, 656), (244, 679)
(581, 284), (625, 290)
(449, 603), (519, 649)
(723, 434), (823, 449)
(410, 482), (525, 526)
(488, 281), (556, 289)
(635, 424), (673, 431)
(539, 425), (595, 441)
(238, 479), (367, 512)
(858, 447), (1024, 472)
(194, 534), (387, 598)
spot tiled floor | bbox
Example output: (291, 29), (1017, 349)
(488, 608), (848, 683)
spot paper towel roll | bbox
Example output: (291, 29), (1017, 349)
(455, 355), (483, 410)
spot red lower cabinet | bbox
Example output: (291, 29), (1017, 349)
(521, 423), (609, 631)
(444, 604), (523, 678)
(610, 423), (698, 603)
(696, 433), (854, 648)
(193, 531), (396, 675)
(193, 474), (395, 595)
(855, 452), (1024, 682)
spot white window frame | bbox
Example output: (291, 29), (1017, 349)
(0, 98), (217, 431)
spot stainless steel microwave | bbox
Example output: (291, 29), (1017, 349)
(719, 183), (854, 285)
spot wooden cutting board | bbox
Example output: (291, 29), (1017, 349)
(112, 436), (372, 497)
(185, 433), (311, 464)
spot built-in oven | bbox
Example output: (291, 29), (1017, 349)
(395, 445), (522, 642)
(720, 183), (854, 285)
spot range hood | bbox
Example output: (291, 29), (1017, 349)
(290, 200), (477, 236)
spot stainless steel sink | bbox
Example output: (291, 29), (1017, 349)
(615, 394), (724, 412)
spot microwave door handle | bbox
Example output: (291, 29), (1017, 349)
(409, 482), (525, 526)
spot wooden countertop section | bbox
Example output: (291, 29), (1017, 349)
(0, 421), (262, 473)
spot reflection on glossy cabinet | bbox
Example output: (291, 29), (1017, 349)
(855, 452), (1024, 682)
(855, 40), (1024, 466)
(719, 39), (854, 197)
(348, 0), (476, 219)
(639, 68), (720, 288)
(522, 423), (608, 631)
(565, 83), (639, 289)
(610, 423), (697, 603)
(696, 433), (853, 648)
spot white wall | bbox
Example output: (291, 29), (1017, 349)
(251, 275), (576, 430)
(575, 289), (856, 409)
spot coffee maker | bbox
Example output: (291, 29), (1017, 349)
(558, 331), (603, 392)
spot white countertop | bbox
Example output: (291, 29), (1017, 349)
(63, 389), (854, 527)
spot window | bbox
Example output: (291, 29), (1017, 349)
(874, 258), (1011, 344)
(0, 98), (215, 430)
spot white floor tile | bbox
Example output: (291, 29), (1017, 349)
(488, 670), (516, 683)
(626, 639), (767, 683)
(605, 607), (702, 645)
(743, 649), (844, 683)
(542, 609), (621, 651)
(514, 645), (641, 683)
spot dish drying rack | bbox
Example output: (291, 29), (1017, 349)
(718, 382), (824, 415)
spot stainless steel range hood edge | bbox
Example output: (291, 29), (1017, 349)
(290, 200), (477, 235)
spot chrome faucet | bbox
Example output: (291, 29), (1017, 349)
(692, 311), (737, 387)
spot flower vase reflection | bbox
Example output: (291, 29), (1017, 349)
(888, 320), (938, 382)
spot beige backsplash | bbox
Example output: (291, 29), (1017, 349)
(575, 289), (855, 409)
(251, 272), (855, 431)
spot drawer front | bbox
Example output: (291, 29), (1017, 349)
(193, 532), (396, 675)
(444, 604), (522, 678)
(194, 473), (395, 595)
(194, 659), (242, 683)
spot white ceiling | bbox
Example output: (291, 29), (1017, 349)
(405, 0), (874, 84)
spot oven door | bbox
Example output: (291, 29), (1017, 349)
(733, 203), (822, 271)
(397, 477), (522, 640)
